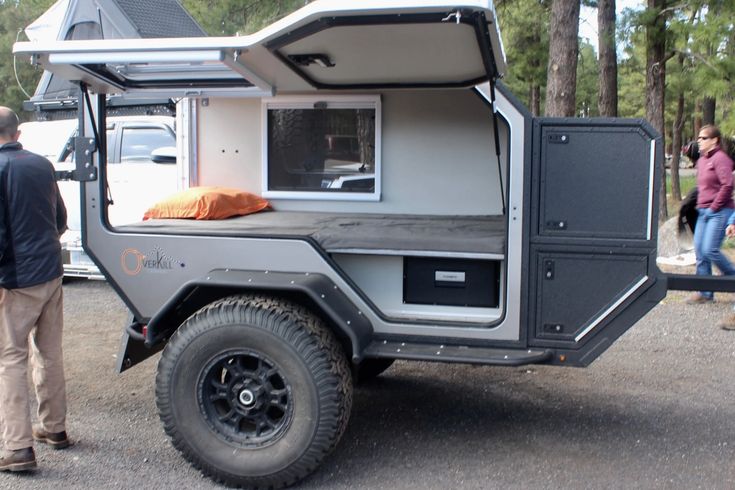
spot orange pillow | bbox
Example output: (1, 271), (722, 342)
(143, 187), (270, 220)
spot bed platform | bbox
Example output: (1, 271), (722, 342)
(119, 211), (506, 258)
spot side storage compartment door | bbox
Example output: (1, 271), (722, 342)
(528, 119), (664, 365)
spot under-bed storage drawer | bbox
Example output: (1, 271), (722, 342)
(403, 257), (500, 308)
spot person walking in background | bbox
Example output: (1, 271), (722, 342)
(0, 106), (69, 472)
(686, 124), (735, 305)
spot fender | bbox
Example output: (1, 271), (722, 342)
(118, 269), (373, 372)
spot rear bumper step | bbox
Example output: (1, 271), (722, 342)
(364, 340), (553, 366)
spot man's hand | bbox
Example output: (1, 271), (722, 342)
(727, 224), (735, 238)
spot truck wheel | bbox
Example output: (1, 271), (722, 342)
(355, 358), (395, 383)
(155, 295), (352, 489)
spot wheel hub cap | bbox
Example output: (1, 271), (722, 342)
(198, 350), (292, 448)
(238, 388), (255, 407)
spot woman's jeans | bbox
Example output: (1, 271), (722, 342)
(694, 207), (735, 299)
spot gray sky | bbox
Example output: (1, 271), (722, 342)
(579, 0), (643, 48)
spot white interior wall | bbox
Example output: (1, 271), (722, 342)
(196, 97), (262, 189)
(196, 89), (506, 215)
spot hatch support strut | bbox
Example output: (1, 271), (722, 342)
(489, 78), (505, 215)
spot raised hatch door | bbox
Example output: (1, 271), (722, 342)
(13, 1), (506, 97)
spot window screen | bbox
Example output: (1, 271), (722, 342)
(264, 97), (380, 200)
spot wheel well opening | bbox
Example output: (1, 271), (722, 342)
(149, 286), (355, 362)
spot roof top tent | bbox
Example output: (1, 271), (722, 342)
(22, 0), (206, 117)
(15, 1), (669, 488)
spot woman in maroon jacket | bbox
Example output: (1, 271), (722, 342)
(688, 125), (735, 305)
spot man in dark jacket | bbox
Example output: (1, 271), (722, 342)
(0, 106), (69, 472)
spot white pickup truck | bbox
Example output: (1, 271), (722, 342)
(19, 115), (179, 278)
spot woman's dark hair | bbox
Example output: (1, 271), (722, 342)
(700, 124), (722, 145)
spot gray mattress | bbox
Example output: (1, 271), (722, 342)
(119, 211), (506, 256)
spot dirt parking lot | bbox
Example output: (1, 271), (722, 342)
(1, 279), (734, 489)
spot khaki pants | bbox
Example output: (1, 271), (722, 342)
(0, 277), (66, 450)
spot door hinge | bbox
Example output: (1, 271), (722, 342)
(72, 136), (97, 182)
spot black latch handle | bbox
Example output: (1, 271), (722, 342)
(543, 323), (565, 333)
(548, 134), (569, 144)
(546, 220), (567, 230)
(544, 260), (555, 280)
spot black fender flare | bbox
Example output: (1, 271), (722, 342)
(143, 269), (373, 362)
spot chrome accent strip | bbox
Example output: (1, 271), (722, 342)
(574, 275), (649, 342)
(647, 140), (655, 240)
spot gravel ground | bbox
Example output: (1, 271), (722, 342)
(1, 279), (734, 489)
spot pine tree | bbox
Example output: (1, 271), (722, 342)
(0, 0), (56, 118)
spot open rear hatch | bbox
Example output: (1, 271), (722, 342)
(14, 0), (506, 97)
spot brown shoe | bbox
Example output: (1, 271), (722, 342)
(32, 426), (70, 449)
(685, 293), (714, 304)
(717, 314), (735, 331)
(0, 447), (36, 472)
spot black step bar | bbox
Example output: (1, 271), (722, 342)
(365, 340), (553, 366)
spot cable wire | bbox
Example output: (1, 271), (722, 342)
(13, 29), (33, 99)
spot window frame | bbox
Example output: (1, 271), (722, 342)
(261, 95), (382, 201)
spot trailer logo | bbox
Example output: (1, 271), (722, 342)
(121, 247), (185, 275)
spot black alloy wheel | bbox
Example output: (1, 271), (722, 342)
(198, 349), (292, 447)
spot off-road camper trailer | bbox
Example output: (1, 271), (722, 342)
(15, 1), (673, 488)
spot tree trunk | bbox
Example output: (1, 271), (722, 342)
(723, 99), (731, 128)
(702, 96), (716, 125)
(529, 27), (543, 116)
(597, 0), (618, 117)
(544, 0), (580, 117)
(670, 90), (685, 202)
(693, 99), (702, 138)
(645, 0), (668, 221)
(357, 109), (375, 171)
(529, 84), (541, 116)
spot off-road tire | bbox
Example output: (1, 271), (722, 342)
(155, 295), (352, 489)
